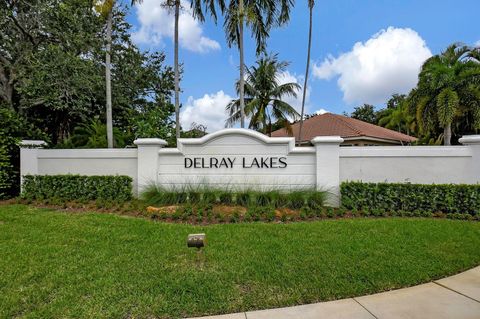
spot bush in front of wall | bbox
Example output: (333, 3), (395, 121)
(245, 206), (262, 221)
(341, 182), (480, 215)
(262, 206), (276, 222)
(229, 210), (241, 223)
(22, 174), (132, 202)
(0, 143), (14, 199)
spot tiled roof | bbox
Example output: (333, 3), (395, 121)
(271, 113), (417, 143)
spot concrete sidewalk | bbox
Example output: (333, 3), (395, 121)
(188, 266), (480, 319)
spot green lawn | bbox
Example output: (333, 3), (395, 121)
(1, 205), (479, 318)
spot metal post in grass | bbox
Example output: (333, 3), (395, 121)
(187, 233), (206, 268)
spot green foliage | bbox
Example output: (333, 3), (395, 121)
(377, 94), (417, 137)
(437, 88), (459, 126)
(0, 144), (13, 199)
(410, 44), (480, 144)
(225, 53), (301, 135)
(1, 204), (480, 318)
(374, 44), (480, 145)
(59, 118), (129, 148)
(22, 175), (132, 202)
(349, 104), (377, 124)
(1, 0), (176, 146)
(223, 0), (294, 55)
(141, 184), (327, 210)
(133, 103), (176, 145)
(341, 182), (480, 215)
(0, 107), (47, 198)
(180, 123), (208, 138)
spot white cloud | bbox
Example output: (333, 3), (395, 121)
(315, 108), (329, 115)
(180, 71), (319, 133)
(475, 40), (480, 47)
(180, 72), (319, 132)
(132, 0), (220, 53)
(276, 71), (329, 118)
(312, 27), (432, 105)
(180, 91), (232, 132)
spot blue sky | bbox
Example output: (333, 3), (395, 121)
(125, 0), (479, 131)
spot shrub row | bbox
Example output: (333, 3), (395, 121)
(22, 175), (133, 202)
(141, 185), (328, 210)
(145, 204), (480, 224)
(341, 182), (480, 215)
(0, 143), (13, 199)
(146, 204), (343, 224)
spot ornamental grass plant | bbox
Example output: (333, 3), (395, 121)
(141, 184), (328, 210)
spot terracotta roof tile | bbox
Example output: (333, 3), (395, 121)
(271, 113), (417, 143)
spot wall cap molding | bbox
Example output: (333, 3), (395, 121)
(19, 140), (47, 148)
(459, 135), (480, 145)
(311, 136), (344, 145)
(177, 128), (294, 147)
(134, 138), (168, 146)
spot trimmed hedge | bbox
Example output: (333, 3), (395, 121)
(341, 182), (480, 215)
(22, 175), (133, 202)
(0, 144), (14, 199)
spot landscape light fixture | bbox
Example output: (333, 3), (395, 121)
(187, 233), (206, 268)
(187, 233), (206, 249)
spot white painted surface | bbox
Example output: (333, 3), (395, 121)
(23, 148), (138, 193)
(157, 129), (317, 191)
(339, 146), (478, 184)
(19, 131), (480, 206)
(312, 136), (344, 206)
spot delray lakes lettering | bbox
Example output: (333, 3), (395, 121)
(184, 156), (287, 169)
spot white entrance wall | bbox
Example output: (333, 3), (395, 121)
(20, 130), (480, 207)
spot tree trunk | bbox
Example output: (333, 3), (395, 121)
(238, 0), (245, 129)
(444, 123), (452, 146)
(105, 9), (113, 148)
(174, 0), (180, 139)
(298, 4), (313, 145)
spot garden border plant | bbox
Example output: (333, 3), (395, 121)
(140, 184), (328, 210)
(21, 174), (133, 203)
(341, 181), (480, 217)
(13, 175), (480, 224)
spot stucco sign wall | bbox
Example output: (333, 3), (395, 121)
(19, 129), (480, 207)
(135, 129), (331, 195)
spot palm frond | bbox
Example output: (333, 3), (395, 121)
(436, 88), (459, 126)
(272, 99), (299, 118)
(271, 82), (301, 98)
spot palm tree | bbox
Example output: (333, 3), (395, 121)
(298, 0), (314, 145)
(223, 0), (294, 128)
(378, 95), (416, 136)
(94, 0), (115, 148)
(412, 44), (480, 145)
(173, 0), (180, 139)
(132, 0), (223, 139)
(70, 118), (127, 148)
(467, 45), (480, 63)
(225, 54), (300, 136)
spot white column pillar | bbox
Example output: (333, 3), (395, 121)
(311, 136), (344, 207)
(459, 135), (480, 183)
(19, 140), (47, 192)
(134, 138), (167, 197)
